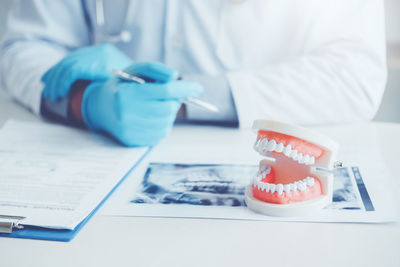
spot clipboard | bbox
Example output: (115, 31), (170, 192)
(0, 148), (151, 242)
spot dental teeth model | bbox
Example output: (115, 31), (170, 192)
(245, 120), (339, 217)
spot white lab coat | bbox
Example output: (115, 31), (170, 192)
(0, 0), (387, 127)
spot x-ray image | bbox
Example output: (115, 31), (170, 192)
(132, 163), (256, 207)
(132, 163), (371, 211)
(327, 167), (361, 210)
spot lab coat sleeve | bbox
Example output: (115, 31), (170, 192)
(0, 0), (90, 115)
(226, 1), (387, 128)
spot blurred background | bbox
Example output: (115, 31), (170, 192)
(0, 0), (399, 123)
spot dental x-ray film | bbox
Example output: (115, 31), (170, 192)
(131, 162), (372, 212)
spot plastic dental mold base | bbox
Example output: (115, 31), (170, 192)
(245, 120), (339, 217)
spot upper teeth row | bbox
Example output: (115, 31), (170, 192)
(252, 176), (315, 195)
(254, 138), (315, 165)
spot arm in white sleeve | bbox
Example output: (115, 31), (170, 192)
(0, 0), (90, 114)
(227, 1), (387, 128)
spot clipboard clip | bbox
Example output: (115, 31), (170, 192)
(0, 215), (25, 234)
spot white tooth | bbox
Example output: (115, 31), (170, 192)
(297, 153), (304, 163)
(297, 181), (306, 191)
(276, 184), (283, 195)
(310, 156), (315, 165)
(261, 183), (268, 191)
(260, 164), (267, 171)
(291, 150), (298, 160)
(283, 144), (292, 156)
(275, 142), (284, 153)
(306, 177), (315, 186)
(259, 140), (265, 152)
(290, 183), (297, 192)
(266, 140), (277, 151)
(261, 138), (268, 146)
(260, 182), (267, 191)
(303, 154), (310, 165)
(257, 144), (263, 154)
(253, 139), (261, 151)
(283, 184), (291, 193)
(266, 183), (275, 192)
(269, 184), (276, 193)
(257, 183), (263, 191)
(260, 138), (268, 151)
(262, 182), (269, 193)
(260, 183), (265, 190)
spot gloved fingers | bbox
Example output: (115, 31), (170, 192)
(124, 62), (179, 83)
(43, 65), (113, 101)
(113, 100), (180, 145)
(117, 80), (203, 100)
(42, 64), (65, 100)
(114, 124), (174, 147)
(116, 93), (182, 117)
(82, 80), (177, 147)
(68, 44), (132, 70)
(143, 81), (204, 99)
(117, 103), (179, 129)
(42, 43), (132, 101)
(64, 66), (110, 87)
(119, 113), (177, 131)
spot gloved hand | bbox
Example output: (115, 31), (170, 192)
(41, 44), (132, 101)
(82, 62), (203, 147)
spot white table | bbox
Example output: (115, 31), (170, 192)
(0, 89), (399, 267)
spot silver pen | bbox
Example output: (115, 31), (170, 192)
(111, 69), (220, 113)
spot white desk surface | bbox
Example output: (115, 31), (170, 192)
(0, 90), (399, 267)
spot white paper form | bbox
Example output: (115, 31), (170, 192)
(99, 125), (399, 223)
(0, 120), (147, 229)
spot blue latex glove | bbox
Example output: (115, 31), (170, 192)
(82, 62), (203, 147)
(41, 44), (132, 101)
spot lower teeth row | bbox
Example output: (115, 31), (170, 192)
(253, 177), (315, 195)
